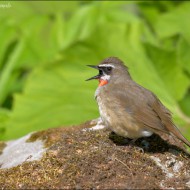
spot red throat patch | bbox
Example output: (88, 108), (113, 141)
(98, 79), (108, 87)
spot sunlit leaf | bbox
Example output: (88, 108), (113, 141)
(177, 37), (190, 75)
(144, 43), (189, 101)
(154, 2), (190, 42)
(5, 63), (99, 139)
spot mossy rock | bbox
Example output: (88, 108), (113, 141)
(0, 119), (190, 189)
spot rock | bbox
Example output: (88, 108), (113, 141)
(0, 133), (47, 169)
(0, 118), (190, 189)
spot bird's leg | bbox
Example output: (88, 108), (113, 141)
(129, 138), (144, 153)
(141, 139), (150, 150)
(130, 138), (138, 145)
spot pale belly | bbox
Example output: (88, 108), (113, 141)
(96, 95), (153, 139)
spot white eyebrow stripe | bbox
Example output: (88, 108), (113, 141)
(98, 64), (115, 68)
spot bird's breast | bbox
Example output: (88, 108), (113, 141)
(95, 95), (112, 126)
(95, 92), (153, 139)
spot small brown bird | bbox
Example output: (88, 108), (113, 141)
(86, 57), (190, 148)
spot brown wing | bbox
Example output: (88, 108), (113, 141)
(147, 95), (190, 147)
(133, 93), (173, 134)
(126, 91), (170, 134)
(112, 83), (167, 133)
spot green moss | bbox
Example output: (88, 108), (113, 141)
(27, 127), (68, 148)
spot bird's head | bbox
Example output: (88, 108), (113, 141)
(86, 57), (131, 87)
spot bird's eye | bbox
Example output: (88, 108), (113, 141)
(107, 67), (112, 71)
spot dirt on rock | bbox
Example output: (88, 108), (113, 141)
(0, 120), (190, 189)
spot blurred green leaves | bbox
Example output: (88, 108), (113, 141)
(0, 1), (190, 140)
(6, 65), (98, 138)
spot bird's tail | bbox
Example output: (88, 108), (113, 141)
(169, 124), (190, 148)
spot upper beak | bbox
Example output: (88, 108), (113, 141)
(87, 65), (99, 69)
(86, 65), (100, 81)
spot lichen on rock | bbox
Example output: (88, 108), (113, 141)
(0, 133), (47, 169)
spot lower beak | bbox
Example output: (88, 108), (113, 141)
(86, 74), (100, 81)
(86, 65), (100, 81)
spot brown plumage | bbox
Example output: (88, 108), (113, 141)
(87, 57), (190, 148)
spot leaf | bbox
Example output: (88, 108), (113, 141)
(19, 16), (59, 65)
(179, 91), (190, 117)
(144, 43), (189, 101)
(0, 1), (79, 21)
(0, 2), (35, 20)
(177, 37), (190, 75)
(62, 3), (100, 49)
(17, 15), (64, 68)
(105, 8), (139, 23)
(154, 2), (190, 42)
(0, 39), (25, 105)
(5, 63), (99, 139)
(0, 19), (15, 69)
(26, 1), (80, 15)
(0, 108), (10, 140)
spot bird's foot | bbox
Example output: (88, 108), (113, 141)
(128, 139), (144, 153)
(134, 146), (144, 153)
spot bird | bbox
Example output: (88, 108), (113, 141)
(86, 57), (190, 148)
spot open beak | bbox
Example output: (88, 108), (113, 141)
(86, 65), (100, 81)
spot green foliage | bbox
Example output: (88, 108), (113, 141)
(0, 1), (190, 140)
